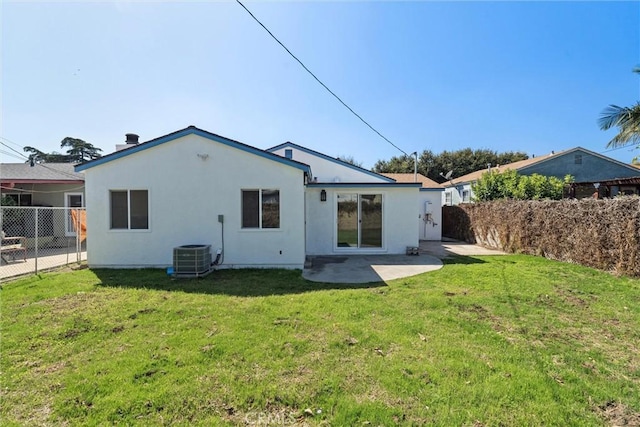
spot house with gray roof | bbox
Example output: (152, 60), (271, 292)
(1, 163), (84, 207)
(1, 162), (85, 243)
(442, 147), (640, 205)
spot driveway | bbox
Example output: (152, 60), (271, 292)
(302, 240), (505, 284)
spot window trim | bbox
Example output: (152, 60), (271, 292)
(445, 191), (453, 206)
(241, 189), (280, 230)
(462, 189), (470, 203)
(109, 189), (150, 231)
(64, 192), (84, 236)
(2, 192), (32, 206)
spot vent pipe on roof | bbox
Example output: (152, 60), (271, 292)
(125, 133), (140, 144)
(115, 133), (141, 152)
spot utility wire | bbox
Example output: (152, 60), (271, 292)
(0, 140), (29, 160)
(0, 150), (25, 161)
(235, 0), (409, 157)
(0, 136), (27, 149)
(600, 143), (637, 154)
(0, 141), (84, 180)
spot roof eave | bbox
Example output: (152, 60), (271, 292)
(75, 126), (311, 174)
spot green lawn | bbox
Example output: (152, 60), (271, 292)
(2, 255), (640, 426)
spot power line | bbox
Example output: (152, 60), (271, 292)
(0, 150), (25, 162)
(600, 143), (637, 154)
(235, 0), (409, 157)
(0, 140), (29, 160)
(0, 141), (84, 180)
(0, 136), (26, 150)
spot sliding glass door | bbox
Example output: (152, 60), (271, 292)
(337, 193), (382, 249)
(337, 194), (358, 247)
(360, 194), (382, 248)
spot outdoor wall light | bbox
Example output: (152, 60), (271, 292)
(320, 189), (327, 202)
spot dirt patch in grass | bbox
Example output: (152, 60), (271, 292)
(556, 288), (596, 308)
(597, 401), (640, 426)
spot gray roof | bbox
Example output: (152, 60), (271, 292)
(1, 163), (84, 182)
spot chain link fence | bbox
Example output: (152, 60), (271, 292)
(1, 207), (86, 280)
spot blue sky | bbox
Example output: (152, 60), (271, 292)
(2, 1), (639, 169)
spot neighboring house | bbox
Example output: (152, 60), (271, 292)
(1, 163), (84, 207)
(570, 176), (640, 198)
(1, 163), (85, 239)
(442, 147), (640, 205)
(76, 126), (432, 270)
(380, 173), (443, 241)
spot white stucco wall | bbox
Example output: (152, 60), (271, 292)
(270, 146), (389, 183)
(84, 134), (306, 269)
(305, 186), (419, 255)
(418, 190), (443, 240)
(442, 184), (471, 206)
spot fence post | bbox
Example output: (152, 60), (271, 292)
(34, 207), (39, 274)
(76, 209), (81, 263)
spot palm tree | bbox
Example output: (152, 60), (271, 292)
(599, 67), (640, 149)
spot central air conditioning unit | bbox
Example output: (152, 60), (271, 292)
(173, 244), (212, 277)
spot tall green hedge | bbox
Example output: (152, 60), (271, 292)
(472, 169), (571, 201)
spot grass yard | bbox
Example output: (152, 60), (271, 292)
(2, 255), (640, 426)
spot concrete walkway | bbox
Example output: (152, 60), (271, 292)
(1, 249), (86, 281)
(302, 240), (506, 284)
(419, 239), (506, 259)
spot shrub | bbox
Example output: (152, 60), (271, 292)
(472, 170), (570, 201)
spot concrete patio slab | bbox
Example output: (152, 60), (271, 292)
(302, 240), (506, 284)
(303, 254), (443, 284)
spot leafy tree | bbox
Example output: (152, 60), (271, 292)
(23, 137), (102, 163)
(373, 148), (528, 183)
(599, 67), (640, 153)
(60, 137), (102, 162)
(372, 154), (414, 174)
(23, 146), (49, 164)
(472, 170), (571, 202)
(336, 155), (363, 168)
(1, 195), (17, 207)
(23, 146), (69, 163)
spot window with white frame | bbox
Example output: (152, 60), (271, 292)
(65, 192), (84, 236)
(110, 190), (148, 230)
(242, 189), (280, 229)
(445, 191), (452, 206)
(462, 189), (470, 203)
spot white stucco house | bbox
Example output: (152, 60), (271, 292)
(379, 173), (443, 241)
(76, 126), (442, 269)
